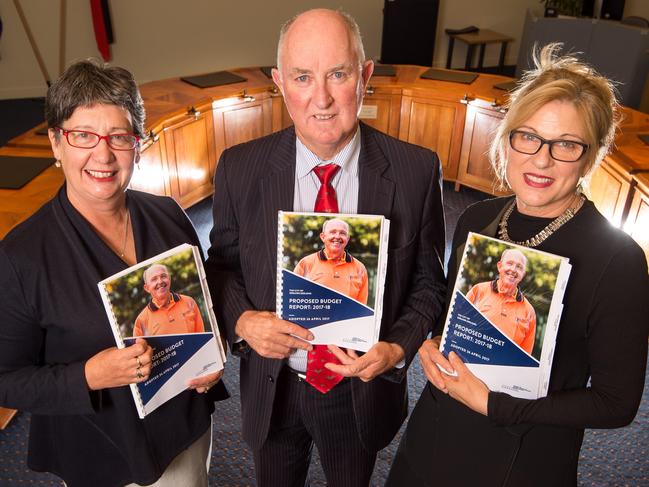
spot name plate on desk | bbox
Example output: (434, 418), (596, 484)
(359, 105), (379, 120)
(0, 156), (55, 189)
(181, 71), (247, 89)
(420, 68), (478, 84)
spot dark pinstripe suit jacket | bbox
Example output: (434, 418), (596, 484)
(206, 122), (446, 452)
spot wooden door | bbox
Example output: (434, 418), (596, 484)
(359, 86), (401, 138)
(398, 95), (465, 181)
(588, 158), (633, 228)
(456, 102), (509, 195)
(163, 103), (218, 208)
(213, 94), (273, 160)
(624, 174), (649, 266)
(129, 137), (169, 197)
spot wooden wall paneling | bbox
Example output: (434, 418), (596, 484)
(624, 174), (649, 267)
(212, 93), (273, 161)
(270, 91), (294, 132)
(163, 102), (218, 208)
(398, 93), (465, 181)
(128, 137), (169, 196)
(456, 102), (509, 195)
(587, 158), (634, 228)
(359, 86), (401, 138)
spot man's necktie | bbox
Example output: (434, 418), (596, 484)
(306, 163), (344, 394)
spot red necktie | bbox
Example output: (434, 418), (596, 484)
(306, 164), (344, 393)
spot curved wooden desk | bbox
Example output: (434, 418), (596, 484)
(1, 65), (649, 427)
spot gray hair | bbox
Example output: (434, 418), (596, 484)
(276, 9), (366, 75)
(143, 264), (169, 285)
(46, 59), (146, 138)
(322, 218), (350, 234)
(500, 249), (527, 268)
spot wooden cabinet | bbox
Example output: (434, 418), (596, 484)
(129, 137), (169, 197)
(398, 92), (465, 180)
(359, 86), (401, 138)
(271, 92), (294, 132)
(162, 102), (218, 208)
(588, 158), (634, 228)
(624, 174), (649, 266)
(456, 100), (509, 195)
(212, 93), (273, 160)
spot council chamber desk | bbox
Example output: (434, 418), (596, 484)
(1, 64), (649, 427)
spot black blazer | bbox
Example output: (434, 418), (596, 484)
(207, 123), (446, 451)
(0, 188), (228, 487)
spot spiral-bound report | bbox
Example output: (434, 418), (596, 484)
(97, 244), (226, 418)
(439, 233), (571, 399)
(276, 211), (390, 352)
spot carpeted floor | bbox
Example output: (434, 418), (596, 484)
(0, 184), (648, 486)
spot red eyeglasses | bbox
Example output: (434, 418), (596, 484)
(56, 128), (140, 150)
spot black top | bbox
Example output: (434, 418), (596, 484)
(0, 187), (228, 487)
(394, 197), (649, 486)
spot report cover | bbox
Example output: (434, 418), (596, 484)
(439, 232), (571, 399)
(98, 244), (226, 418)
(276, 211), (390, 352)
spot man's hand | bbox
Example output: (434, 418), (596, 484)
(235, 310), (313, 359)
(325, 341), (405, 382)
(188, 370), (224, 394)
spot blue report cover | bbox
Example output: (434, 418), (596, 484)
(98, 244), (226, 418)
(276, 211), (390, 352)
(439, 233), (571, 399)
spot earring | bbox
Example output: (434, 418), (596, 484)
(54, 160), (62, 168)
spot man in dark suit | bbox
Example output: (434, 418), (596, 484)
(206, 8), (446, 487)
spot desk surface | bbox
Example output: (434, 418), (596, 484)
(449, 29), (514, 44)
(1, 64), (649, 241)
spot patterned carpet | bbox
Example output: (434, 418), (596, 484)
(1, 183), (648, 486)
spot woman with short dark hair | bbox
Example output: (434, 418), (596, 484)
(0, 59), (227, 487)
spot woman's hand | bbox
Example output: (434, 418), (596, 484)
(418, 336), (454, 393)
(187, 370), (224, 394)
(418, 338), (490, 416)
(85, 338), (153, 390)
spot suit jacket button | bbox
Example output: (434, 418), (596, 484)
(267, 375), (274, 383)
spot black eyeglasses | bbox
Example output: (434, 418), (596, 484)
(509, 130), (588, 163)
(56, 128), (139, 150)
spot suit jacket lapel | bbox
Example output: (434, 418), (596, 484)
(357, 123), (395, 217)
(261, 127), (296, 275)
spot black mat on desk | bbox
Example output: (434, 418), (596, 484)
(420, 68), (477, 84)
(0, 156), (54, 189)
(373, 64), (396, 77)
(260, 66), (276, 78)
(639, 134), (649, 146)
(180, 71), (247, 88)
(494, 81), (518, 91)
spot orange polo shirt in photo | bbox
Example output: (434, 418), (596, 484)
(133, 293), (205, 336)
(465, 280), (536, 354)
(294, 249), (369, 305)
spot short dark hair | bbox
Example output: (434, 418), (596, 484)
(45, 59), (145, 137)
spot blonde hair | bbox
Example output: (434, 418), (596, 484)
(489, 43), (621, 189)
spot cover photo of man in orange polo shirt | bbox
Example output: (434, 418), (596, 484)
(133, 263), (206, 336)
(293, 218), (369, 304)
(465, 248), (537, 354)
